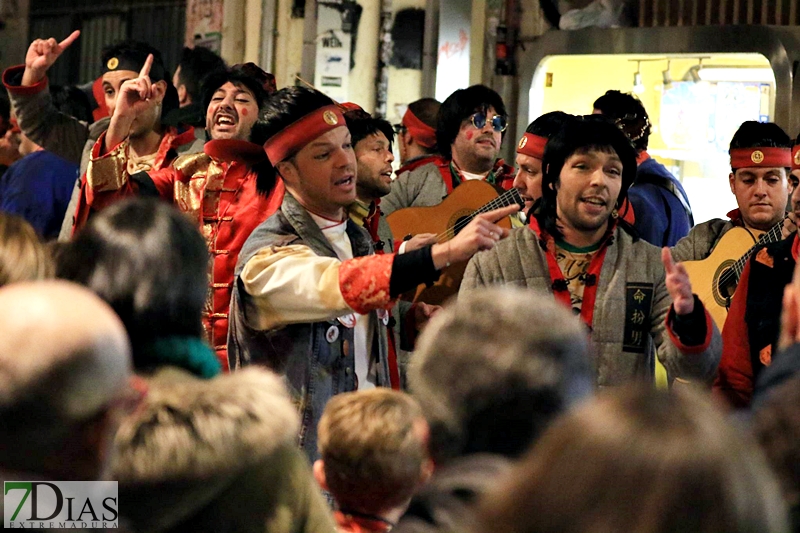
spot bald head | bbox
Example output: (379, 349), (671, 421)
(0, 281), (131, 472)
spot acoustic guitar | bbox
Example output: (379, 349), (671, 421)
(682, 218), (785, 330)
(386, 179), (524, 305)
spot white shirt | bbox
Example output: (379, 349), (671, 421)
(309, 212), (376, 390)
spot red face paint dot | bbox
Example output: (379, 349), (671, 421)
(241, 108), (249, 116)
(465, 130), (474, 141)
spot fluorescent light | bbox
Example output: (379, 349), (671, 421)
(697, 67), (775, 83)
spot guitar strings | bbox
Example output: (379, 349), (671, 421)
(693, 217), (786, 307)
(431, 189), (524, 244)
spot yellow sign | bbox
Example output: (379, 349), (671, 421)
(751, 150), (764, 164)
(106, 57), (119, 70)
(518, 136), (527, 149)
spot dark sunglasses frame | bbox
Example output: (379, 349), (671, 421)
(469, 112), (508, 133)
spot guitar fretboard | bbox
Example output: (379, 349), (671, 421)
(444, 188), (525, 239)
(730, 217), (786, 283)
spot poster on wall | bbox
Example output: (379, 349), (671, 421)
(435, 0), (471, 102)
(314, 3), (351, 103)
(185, 0), (223, 53)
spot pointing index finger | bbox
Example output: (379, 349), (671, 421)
(661, 246), (675, 275)
(139, 54), (153, 78)
(58, 30), (80, 50)
(478, 203), (520, 224)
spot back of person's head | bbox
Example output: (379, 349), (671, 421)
(408, 288), (593, 466)
(345, 111), (394, 149)
(175, 46), (227, 103)
(479, 386), (788, 533)
(56, 199), (208, 367)
(526, 111), (572, 138)
(407, 98), (440, 129)
(101, 40), (179, 118)
(51, 85), (93, 124)
(536, 114), (638, 240)
(437, 85), (506, 158)
(753, 373), (800, 527)
(0, 212), (51, 287)
(592, 90), (651, 151)
(0, 280), (132, 479)
(316, 388), (431, 515)
(729, 121), (792, 171)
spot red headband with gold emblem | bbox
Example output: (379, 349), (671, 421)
(516, 133), (548, 159)
(402, 108), (437, 148)
(730, 147), (791, 169)
(264, 105), (346, 164)
(792, 145), (800, 171)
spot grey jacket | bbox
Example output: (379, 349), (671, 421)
(228, 193), (392, 462)
(381, 162), (448, 216)
(461, 226), (721, 386)
(671, 217), (736, 263)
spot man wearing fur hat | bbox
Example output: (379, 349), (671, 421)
(79, 62), (284, 370)
(461, 115), (721, 386)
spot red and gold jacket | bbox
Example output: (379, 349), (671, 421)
(82, 137), (285, 369)
(72, 127), (198, 231)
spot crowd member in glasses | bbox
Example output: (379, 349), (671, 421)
(76, 62), (284, 370)
(2, 31), (203, 240)
(461, 114), (721, 387)
(395, 98), (442, 174)
(513, 111), (571, 223)
(381, 85), (515, 216)
(227, 86), (519, 462)
(593, 90), (693, 247)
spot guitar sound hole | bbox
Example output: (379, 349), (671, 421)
(451, 216), (471, 237)
(712, 260), (736, 308)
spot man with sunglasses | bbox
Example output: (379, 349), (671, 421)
(382, 85), (515, 216)
(593, 90), (693, 248)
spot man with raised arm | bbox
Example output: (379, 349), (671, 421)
(80, 61), (284, 370)
(2, 31), (202, 239)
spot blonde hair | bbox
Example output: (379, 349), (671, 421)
(0, 213), (50, 287)
(318, 388), (427, 514)
(479, 386), (789, 533)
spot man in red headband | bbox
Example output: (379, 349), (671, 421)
(227, 86), (518, 461)
(712, 123), (796, 409)
(3, 32), (202, 241)
(513, 111), (571, 223)
(395, 97), (441, 174)
(673, 121), (791, 266)
(77, 62), (283, 371)
(382, 85), (515, 216)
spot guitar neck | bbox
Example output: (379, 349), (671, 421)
(730, 216), (786, 282)
(472, 188), (525, 219)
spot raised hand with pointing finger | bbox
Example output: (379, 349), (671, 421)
(22, 30), (80, 87)
(661, 247), (695, 315)
(104, 53), (168, 151)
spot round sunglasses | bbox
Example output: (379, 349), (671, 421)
(469, 112), (508, 133)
